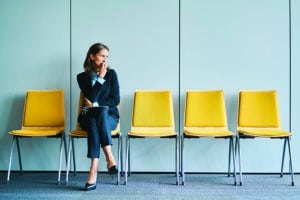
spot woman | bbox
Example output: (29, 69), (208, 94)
(77, 43), (120, 191)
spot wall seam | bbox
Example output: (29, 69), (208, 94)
(69, 0), (72, 132)
(289, 0), (292, 132)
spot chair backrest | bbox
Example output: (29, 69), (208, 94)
(237, 90), (280, 128)
(22, 90), (65, 129)
(75, 92), (85, 130)
(184, 90), (228, 128)
(131, 90), (174, 127)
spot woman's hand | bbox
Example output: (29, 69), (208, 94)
(84, 98), (93, 107)
(97, 62), (107, 78)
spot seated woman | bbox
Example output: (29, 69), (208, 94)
(77, 43), (120, 191)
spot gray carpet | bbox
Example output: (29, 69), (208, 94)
(0, 172), (299, 200)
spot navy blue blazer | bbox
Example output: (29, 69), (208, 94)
(77, 69), (120, 119)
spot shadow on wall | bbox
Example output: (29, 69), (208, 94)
(0, 94), (24, 167)
(119, 93), (133, 134)
(6, 95), (25, 131)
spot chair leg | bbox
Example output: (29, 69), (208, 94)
(231, 136), (237, 186)
(280, 138), (287, 178)
(124, 136), (129, 185)
(116, 135), (121, 185)
(175, 134), (179, 185)
(287, 137), (295, 186)
(227, 137), (232, 177)
(128, 140), (131, 176)
(120, 135), (123, 176)
(66, 136), (73, 184)
(57, 134), (65, 184)
(235, 136), (243, 186)
(7, 136), (17, 183)
(63, 133), (68, 165)
(179, 133), (182, 177)
(71, 137), (76, 175)
(181, 134), (185, 185)
(15, 137), (23, 174)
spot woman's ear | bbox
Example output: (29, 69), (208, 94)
(89, 54), (94, 61)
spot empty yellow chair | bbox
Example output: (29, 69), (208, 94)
(236, 90), (294, 186)
(181, 90), (237, 185)
(7, 90), (66, 183)
(125, 90), (179, 185)
(65, 92), (122, 185)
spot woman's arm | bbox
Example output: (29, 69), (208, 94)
(77, 72), (103, 104)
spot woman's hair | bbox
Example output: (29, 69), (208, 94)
(83, 43), (109, 72)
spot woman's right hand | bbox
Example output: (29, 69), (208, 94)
(97, 62), (107, 78)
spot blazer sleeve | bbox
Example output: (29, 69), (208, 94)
(77, 72), (103, 103)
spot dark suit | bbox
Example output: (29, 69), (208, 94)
(77, 69), (120, 158)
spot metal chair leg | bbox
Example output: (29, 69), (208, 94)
(236, 136), (242, 186)
(120, 135), (123, 176)
(181, 134), (185, 185)
(124, 136), (129, 185)
(280, 138), (287, 177)
(179, 133), (182, 177)
(57, 134), (65, 184)
(71, 137), (76, 175)
(175, 134), (179, 185)
(63, 133), (68, 165)
(15, 137), (23, 175)
(228, 137), (232, 177)
(128, 140), (131, 177)
(66, 136), (73, 184)
(287, 137), (295, 186)
(7, 136), (17, 183)
(231, 136), (237, 186)
(116, 134), (121, 185)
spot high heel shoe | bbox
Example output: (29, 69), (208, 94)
(85, 182), (96, 191)
(107, 165), (118, 175)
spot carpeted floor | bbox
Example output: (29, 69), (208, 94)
(0, 172), (299, 200)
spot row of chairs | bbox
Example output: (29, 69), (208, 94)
(6, 89), (294, 186)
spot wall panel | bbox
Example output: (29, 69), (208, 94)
(0, 0), (70, 170)
(291, 0), (300, 172)
(181, 0), (290, 172)
(71, 0), (179, 171)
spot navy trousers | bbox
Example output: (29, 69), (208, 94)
(78, 107), (118, 158)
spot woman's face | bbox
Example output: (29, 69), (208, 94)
(90, 49), (109, 67)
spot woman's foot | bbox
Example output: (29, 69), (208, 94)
(107, 165), (118, 175)
(85, 182), (96, 191)
(85, 169), (97, 191)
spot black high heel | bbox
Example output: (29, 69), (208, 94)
(85, 182), (96, 191)
(107, 165), (118, 175)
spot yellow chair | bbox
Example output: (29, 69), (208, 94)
(181, 90), (237, 185)
(236, 90), (295, 186)
(125, 90), (179, 185)
(65, 92), (122, 185)
(7, 90), (66, 183)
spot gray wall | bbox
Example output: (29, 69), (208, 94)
(0, 0), (299, 173)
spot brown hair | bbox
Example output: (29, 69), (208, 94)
(83, 43), (109, 73)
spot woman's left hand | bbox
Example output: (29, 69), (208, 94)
(84, 98), (93, 107)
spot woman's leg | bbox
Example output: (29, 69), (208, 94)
(103, 145), (116, 168)
(79, 114), (101, 158)
(87, 158), (98, 184)
(95, 107), (118, 168)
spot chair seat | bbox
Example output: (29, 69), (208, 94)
(238, 128), (291, 138)
(184, 127), (234, 137)
(69, 129), (88, 137)
(69, 128), (120, 137)
(129, 127), (176, 137)
(9, 128), (65, 137)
